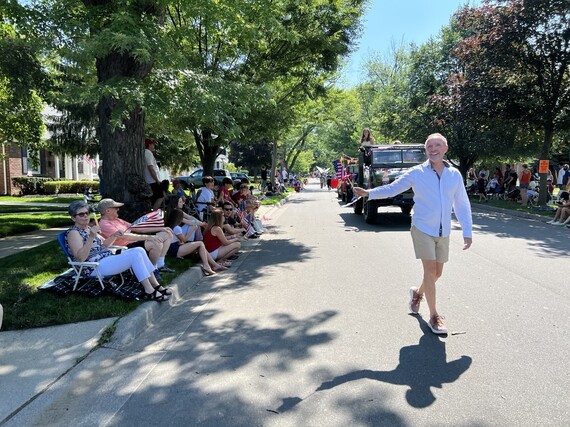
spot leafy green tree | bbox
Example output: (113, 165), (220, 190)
(0, 16), (50, 150)
(12, 0), (365, 215)
(17, 0), (166, 216)
(155, 0), (367, 176)
(358, 44), (421, 143)
(454, 0), (570, 203)
(228, 139), (273, 174)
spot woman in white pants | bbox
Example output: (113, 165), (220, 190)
(66, 201), (170, 301)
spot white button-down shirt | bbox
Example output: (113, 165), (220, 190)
(368, 160), (472, 238)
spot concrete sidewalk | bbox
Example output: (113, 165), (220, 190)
(0, 201), (286, 425)
(0, 227), (68, 259)
(0, 200), (69, 259)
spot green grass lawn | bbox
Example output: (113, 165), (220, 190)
(259, 189), (292, 205)
(0, 195), (83, 204)
(0, 213), (72, 237)
(0, 242), (194, 330)
(470, 197), (557, 217)
(0, 205), (68, 213)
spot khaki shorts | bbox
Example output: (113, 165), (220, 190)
(411, 225), (449, 263)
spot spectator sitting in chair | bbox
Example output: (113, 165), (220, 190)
(66, 200), (171, 301)
(98, 199), (175, 274)
(485, 176), (500, 198)
(196, 176), (216, 219)
(547, 192), (570, 225)
(172, 180), (186, 198)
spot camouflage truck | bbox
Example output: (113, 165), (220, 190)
(354, 144), (427, 224)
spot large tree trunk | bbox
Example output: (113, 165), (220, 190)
(98, 97), (150, 221)
(193, 129), (221, 176)
(96, 51), (154, 221)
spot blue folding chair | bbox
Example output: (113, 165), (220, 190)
(57, 231), (127, 291)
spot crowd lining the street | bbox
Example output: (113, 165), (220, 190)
(59, 137), (277, 302)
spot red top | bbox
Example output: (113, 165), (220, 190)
(220, 186), (232, 201)
(232, 191), (247, 204)
(520, 169), (532, 185)
(203, 228), (222, 253)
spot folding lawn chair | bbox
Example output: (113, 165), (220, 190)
(57, 231), (128, 291)
(184, 193), (200, 218)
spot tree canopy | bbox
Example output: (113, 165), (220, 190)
(1, 0), (568, 203)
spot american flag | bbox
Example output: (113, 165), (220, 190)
(128, 210), (164, 231)
(83, 155), (97, 168)
(332, 160), (345, 179)
(236, 209), (255, 236)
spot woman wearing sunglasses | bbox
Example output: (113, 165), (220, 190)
(65, 200), (170, 301)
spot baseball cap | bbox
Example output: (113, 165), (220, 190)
(98, 198), (124, 213)
(144, 138), (157, 148)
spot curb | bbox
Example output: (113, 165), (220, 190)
(107, 266), (205, 349)
(471, 202), (555, 223)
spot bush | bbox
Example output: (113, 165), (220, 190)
(44, 180), (99, 195)
(12, 176), (54, 195)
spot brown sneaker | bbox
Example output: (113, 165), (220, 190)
(408, 287), (423, 314)
(428, 315), (448, 335)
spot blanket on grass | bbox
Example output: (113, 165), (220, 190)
(39, 269), (145, 300)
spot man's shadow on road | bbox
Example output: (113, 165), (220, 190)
(278, 316), (472, 411)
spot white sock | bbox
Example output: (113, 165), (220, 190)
(157, 257), (165, 268)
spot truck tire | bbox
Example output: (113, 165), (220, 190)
(400, 205), (412, 215)
(364, 200), (377, 224)
(341, 192), (346, 202)
(354, 197), (363, 215)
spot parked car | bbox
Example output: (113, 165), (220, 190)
(230, 172), (250, 182)
(175, 169), (231, 189)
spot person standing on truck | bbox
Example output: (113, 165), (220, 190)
(353, 133), (473, 335)
(359, 127), (375, 148)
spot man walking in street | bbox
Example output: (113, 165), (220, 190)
(353, 133), (473, 334)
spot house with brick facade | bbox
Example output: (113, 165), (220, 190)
(0, 143), (99, 195)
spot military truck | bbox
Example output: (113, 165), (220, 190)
(354, 144), (427, 224)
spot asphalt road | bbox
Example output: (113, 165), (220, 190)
(7, 181), (570, 427)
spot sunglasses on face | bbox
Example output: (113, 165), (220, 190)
(74, 212), (90, 217)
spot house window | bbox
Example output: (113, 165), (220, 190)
(23, 148), (41, 175)
(21, 147), (28, 174)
